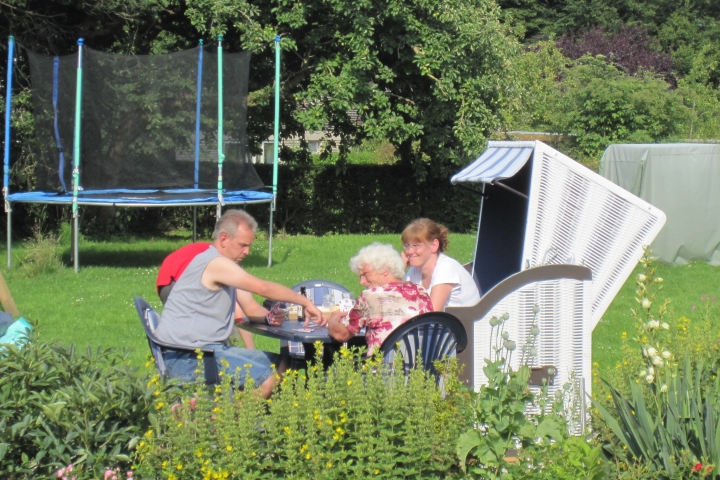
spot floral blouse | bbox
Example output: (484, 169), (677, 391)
(342, 281), (433, 355)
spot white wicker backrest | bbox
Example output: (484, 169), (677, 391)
(524, 142), (666, 328)
(472, 275), (592, 432)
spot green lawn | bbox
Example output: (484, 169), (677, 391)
(2, 233), (718, 374)
(1, 233), (476, 366)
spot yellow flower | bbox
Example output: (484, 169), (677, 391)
(306, 453), (312, 460)
(176, 464), (183, 470)
(226, 445), (233, 451)
(155, 402), (164, 410)
(251, 452), (257, 457)
(284, 426), (291, 435)
(213, 407), (221, 413)
(333, 434), (340, 440)
(347, 380), (353, 386)
(326, 419), (333, 425)
(374, 469), (380, 475)
(139, 441), (146, 447)
(621, 331), (627, 339)
(145, 430), (153, 437)
(336, 427), (344, 435)
(162, 461), (168, 468)
(177, 423), (183, 427)
(340, 400), (346, 406)
(592, 362), (599, 367)
(168, 475), (177, 480)
(326, 462), (333, 468)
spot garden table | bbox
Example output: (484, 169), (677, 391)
(238, 320), (365, 368)
(238, 320), (335, 343)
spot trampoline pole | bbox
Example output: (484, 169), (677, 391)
(217, 35), (224, 210)
(72, 38), (84, 273)
(6, 207), (10, 269)
(4, 36), (15, 269)
(192, 206), (197, 242)
(268, 34), (281, 268)
(194, 39), (203, 190)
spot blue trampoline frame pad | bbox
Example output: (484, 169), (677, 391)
(7, 189), (273, 206)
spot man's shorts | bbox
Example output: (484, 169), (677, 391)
(163, 344), (279, 387)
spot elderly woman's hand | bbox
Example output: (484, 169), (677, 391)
(328, 309), (348, 325)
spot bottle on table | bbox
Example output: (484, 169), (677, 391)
(300, 286), (308, 321)
(339, 292), (354, 312)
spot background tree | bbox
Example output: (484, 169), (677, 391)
(185, 0), (519, 178)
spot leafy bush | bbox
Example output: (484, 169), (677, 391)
(0, 338), (156, 478)
(134, 345), (468, 479)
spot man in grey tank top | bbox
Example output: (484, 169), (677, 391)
(155, 210), (325, 398)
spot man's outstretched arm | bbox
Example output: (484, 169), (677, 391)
(204, 256), (326, 324)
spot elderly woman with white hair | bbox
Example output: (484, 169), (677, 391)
(327, 242), (433, 355)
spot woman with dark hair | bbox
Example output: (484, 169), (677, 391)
(401, 218), (481, 311)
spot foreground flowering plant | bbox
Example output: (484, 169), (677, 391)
(632, 250), (673, 389)
(593, 248), (720, 477)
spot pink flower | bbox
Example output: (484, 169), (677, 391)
(692, 463), (703, 472)
(127, 472), (134, 477)
(105, 469), (114, 480)
(189, 398), (197, 411)
(57, 468), (65, 478)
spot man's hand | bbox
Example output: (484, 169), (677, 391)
(304, 303), (328, 327)
(264, 304), (286, 326)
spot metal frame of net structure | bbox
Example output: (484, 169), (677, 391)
(3, 36), (273, 271)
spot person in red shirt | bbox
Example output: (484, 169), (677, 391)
(157, 241), (256, 349)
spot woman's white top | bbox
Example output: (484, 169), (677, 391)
(405, 253), (481, 309)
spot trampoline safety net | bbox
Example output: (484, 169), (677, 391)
(26, 46), (264, 192)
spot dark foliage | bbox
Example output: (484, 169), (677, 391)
(556, 25), (674, 80)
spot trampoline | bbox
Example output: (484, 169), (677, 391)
(3, 36), (278, 271)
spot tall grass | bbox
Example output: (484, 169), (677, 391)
(18, 228), (64, 278)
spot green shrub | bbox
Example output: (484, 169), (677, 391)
(0, 338), (157, 478)
(134, 345), (468, 479)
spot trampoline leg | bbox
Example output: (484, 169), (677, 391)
(6, 205), (11, 269)
(216, 204), (221, 221)
(73, 212), (79, 273)
(267, 198), (274, 268)
(192, 206), (197, 243)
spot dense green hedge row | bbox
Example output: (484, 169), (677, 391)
(3, 164), (481, 240)
(248, 164), (481, 235)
